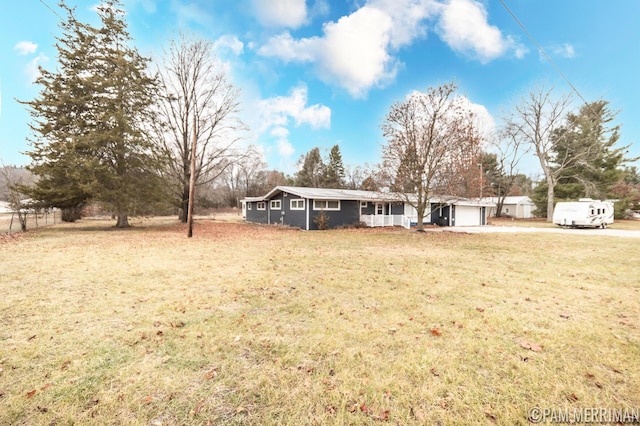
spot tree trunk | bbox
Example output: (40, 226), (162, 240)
(546, 177), (555, 222)
(116, 210), (130, 228)
(416, 203), (425, 232)
(179, 185), (189, 223)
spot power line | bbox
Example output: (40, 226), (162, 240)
(38, 0), (64, 21)
(498, 0), (590, 107)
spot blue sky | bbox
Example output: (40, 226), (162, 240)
(1, 0), (639, 179)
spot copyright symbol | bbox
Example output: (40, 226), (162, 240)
(529, 407), (543, 423)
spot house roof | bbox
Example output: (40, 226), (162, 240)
(481, 196), (534, 205)
(241, 186), (496, 206)
(254, 186), (404, 202)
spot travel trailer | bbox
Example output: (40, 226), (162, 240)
(552, 199), (614, 228)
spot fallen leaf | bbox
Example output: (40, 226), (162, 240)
(26, 389), (37, 398)
(475, 307), (485, 313)
(142, 396), (153, 404)
(410, 406), (427, 421)
(360, 402), (369, 413)
(559, 313), (570, 319)
(485, 411), (497, 423)
(190, 399), (205, 415)
(325, 405), (336, 414)
(236, 405), (247, 414)
(27, 335), (36, 341)
(37, 406), (48, 413)
(430, 328), (442, 336)
(377, 409), (390, 421)
(567, 393), (579, 402)
(40, 383), (51, 391)
(430, 368), (440, 376)
(519, 340), (543, 352)
(204, 368), (217, 380)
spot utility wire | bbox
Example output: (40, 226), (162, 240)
(498, 0), (590, 107)
(38, 0), (64, 21)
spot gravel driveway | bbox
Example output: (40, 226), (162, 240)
(427, 225), (640, 238)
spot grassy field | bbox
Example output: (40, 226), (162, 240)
(1, 218), (639, 425)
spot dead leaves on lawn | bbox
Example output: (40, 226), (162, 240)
(519, 339), (543, 352)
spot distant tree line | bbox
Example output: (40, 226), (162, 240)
(13, 1), (639, 231)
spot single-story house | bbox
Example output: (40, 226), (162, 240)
(482, 196), (536, 219)
(241, 186), (495, 230)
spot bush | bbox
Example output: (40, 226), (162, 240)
(313, 210), (330, 230)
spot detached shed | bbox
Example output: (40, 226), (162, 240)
(484, 196), (536, 219)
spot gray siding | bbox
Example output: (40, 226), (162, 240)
(308, 199), (360, 230)
(283, 196), (307, 229)
(269, 193), (285, 225)
(245, 202), (268, 223)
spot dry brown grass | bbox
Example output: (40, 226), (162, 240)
(1, 218), (639, 425)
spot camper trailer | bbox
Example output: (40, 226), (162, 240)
(552, 199), (614, 228)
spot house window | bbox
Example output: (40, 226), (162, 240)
(505, 207), (510, 214)
(360, 201), (368, 208)
(376, 204), (383, 215)
(271, 200), (281, 210)
(290, 199), (305, 210)
(247, 203), (252, 210)
(313, 200), (340, 211)
(257, 202), (266, 210)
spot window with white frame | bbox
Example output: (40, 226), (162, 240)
(257, 202), (266, 210)
(313, 200), (340, 211)
(247, 203), (252, 210)
(360, 201), (368, 208)
(290, 199), (305, 210)
(271, 200), (281, 209)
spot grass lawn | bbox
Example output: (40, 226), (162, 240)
(490, 217), (640, 230)
(1, 218), (639, 425)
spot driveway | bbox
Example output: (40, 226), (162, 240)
(428, 225), (640, 238)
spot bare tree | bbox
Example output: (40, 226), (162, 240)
(504, 86), (573, 220)
(490, 126), (529, 216)
(153, 33), (245, 222)
(379, 82), (485, 231)
(0, 162), (34, 232)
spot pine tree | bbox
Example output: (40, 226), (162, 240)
(294, 147), (324, 187)
(322, 144), (346, 188)
(22, 1), (167, 227)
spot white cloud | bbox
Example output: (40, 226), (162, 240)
(436, 0), (525, 63)
(277, 138), (295, 157)
(258, 6), (399, 98)
(259, 85), (331, 131)
(170, 0), (213, 27)
(214, 35), (244, 56)
(253, 0), (307, 28)
(367, 0), (440, 48)
(254, 85), (331, 161)
(550, 43), (576, 59)
(256, 0), (523, 97)
(14, 41), (38, 56)
(25, 53), (49, 83)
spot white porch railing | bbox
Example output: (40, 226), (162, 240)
(360, 214), (411, 229)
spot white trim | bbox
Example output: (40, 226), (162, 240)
(270, 200), (281, 210)
(313, 199), (340, 211)
(257, 201), (266, 211)
(290, 199), (305, 210)
(360, 201), (368, 208)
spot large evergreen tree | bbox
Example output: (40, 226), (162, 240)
(22, 0), (166, 227)
(294, 147), (324, 187)
(552, 101), (628, 200)
(322, 144), (346, 188)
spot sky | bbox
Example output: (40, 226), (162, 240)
(1, 0), (639, 179)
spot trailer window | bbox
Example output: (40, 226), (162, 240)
(591, 209), (594, 215)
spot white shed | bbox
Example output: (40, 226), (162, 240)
(484, 196), (536, 219)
